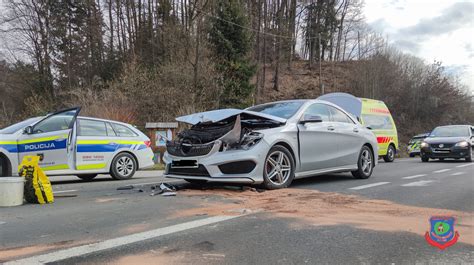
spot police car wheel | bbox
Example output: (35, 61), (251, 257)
(351, 146), (373, 179)
(409, 153), (415, 158)
(0, 155), (11, 177)
(111, 153), (137, 180)
(383, 145), (395, 162)
(77, 174), (97, 181)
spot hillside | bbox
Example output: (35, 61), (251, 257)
(259, 60), (356, 102)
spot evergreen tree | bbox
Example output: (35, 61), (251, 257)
(209, 0), (255, 108)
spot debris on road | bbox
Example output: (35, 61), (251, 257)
(53, 194), (78, 198)
(117, 185), (134, 190)
(174, 188), (474, 246)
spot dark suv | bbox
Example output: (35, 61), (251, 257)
(420, 125), (474, 162)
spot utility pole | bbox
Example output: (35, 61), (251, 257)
(319, 32), (323, 95)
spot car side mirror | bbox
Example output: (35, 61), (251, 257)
(23, 126), (33, 134)
(300, 115), (323, 124)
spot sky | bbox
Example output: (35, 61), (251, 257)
(364, 0), (474, 93)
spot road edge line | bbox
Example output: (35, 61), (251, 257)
(6, 215), (241, 265)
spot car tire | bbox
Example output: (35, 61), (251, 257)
(184, 179), (208, 185)
(110, 153), (137, 180)
(409, 153), (415, 158)
(0, 156), (6, 177)
(466, 147), (473, 162)
(351, 145), (374, 179)
(421, 155), (429, 162)
(262, 145), (295, 190)
(439, 158), (444, 161)
(383, 145), (396, 162)
(77, 174), (98, 181)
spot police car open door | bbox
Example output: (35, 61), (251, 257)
(17, 107), (81, 172)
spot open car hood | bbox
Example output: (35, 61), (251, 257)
(318, 93), (362, 119)
(176, 108), (287, 125)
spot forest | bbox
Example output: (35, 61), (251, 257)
(1, 0), (473, 142)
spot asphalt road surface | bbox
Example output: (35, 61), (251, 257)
(1, 158), (473, 264)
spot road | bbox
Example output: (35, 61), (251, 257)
(1, 158), (473, 264)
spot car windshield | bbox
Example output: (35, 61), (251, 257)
(0, 117), (41, 134)
(247, 101), (304, 119)
(429, 126), (469, 137)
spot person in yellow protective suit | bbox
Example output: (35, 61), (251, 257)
(18, 155), (54, 204)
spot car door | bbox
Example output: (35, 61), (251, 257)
(297, 103), (339, 172)
(17, 107), (80, 172)
(75, 119), (118, 171)
(328, 105), (362, 166)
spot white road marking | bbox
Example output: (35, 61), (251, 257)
(402, 174), (426, 180)
(451, 172), (465, 176)
(456, 163), (473, 168)
(53, 190), (78, 194)
(6, 215), (241, 265)
(402, 180), (434, 187)
(349, 182), (390, 190)
(433, 169), (450, 173)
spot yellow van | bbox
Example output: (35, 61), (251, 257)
(359, 98), (399, 162)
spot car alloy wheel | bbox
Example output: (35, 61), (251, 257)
(116, 156), (134, 177)
(352, 146), (373, 179)
(263, 145), (295, 189)
(265, 150), (291, 186)
(111, 153), (137, 180)
(361, 149), (372, 175)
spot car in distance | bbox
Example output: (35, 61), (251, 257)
(0, 107), (154, 180)
(163, 99), (378, 189)
(318, 93), (399, 163)
(407, 132), (430, 157)
(420, 125), (473, 162)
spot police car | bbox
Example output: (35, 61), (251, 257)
(0, 107), (154, 180)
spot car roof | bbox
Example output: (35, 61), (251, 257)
(77, 116), (132, 127)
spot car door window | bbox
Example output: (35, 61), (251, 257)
(106, 122), (116, 136)
(303, 104), (331, 122)
(33, 110), (77, 133)
(328, 106), (353, 124)
(112, 123), (137, 137)
(78, 119), (108, 136)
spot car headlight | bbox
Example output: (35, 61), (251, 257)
(420, 142), (429, 148)
(455, 141), (469, 147)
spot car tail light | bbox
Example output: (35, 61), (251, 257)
(144, 140), (151, 148)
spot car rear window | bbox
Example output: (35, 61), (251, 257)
(111, 123), (138, 137)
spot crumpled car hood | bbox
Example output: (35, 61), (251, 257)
(176, 108), (286, 125)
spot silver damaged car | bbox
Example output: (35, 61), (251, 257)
(163, 99), (378, 189)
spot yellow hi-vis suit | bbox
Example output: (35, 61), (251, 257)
(18, 155), (54, 204)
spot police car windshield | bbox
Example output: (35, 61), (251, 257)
(429, 126), (469, 137)
(247, 101), (304, 119)
(0, 117), (41, 134)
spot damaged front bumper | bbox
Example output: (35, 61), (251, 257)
(163, 139), (270, 184)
